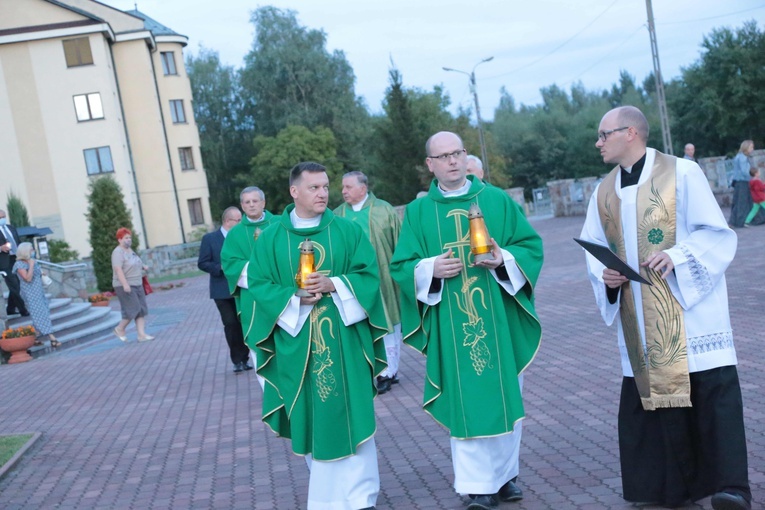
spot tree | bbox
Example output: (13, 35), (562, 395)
(239, 7), (370, 170)
(668, 21), (765, 156)
(187, 47), (252, 219)
(246, 125), (343, 212)
(85, 177), (135, 291)
(48, 239), (79, 263)
(6, 191), (30, 227)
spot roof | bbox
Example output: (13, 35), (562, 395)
(124, 9), (183, 38)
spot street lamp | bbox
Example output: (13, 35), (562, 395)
(443, 56), (494, 182)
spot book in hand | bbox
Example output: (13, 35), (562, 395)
(574, 238), (652, 286)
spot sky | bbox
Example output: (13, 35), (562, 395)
(102, 0), (764, 120)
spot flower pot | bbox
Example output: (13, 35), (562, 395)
(0, 335), (36, 364)
(91, 301), (109, 307)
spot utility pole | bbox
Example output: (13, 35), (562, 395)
(443, 57), (494, 182)
(645, 0), (673, 154)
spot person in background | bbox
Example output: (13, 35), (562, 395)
(111, 228), (153, 343)
(0, 209), (29, 317)
(198, 207), (253, 373)
(683, 143), (697, 162)
(728, 140), (755, 228)
(13, 242), (59, 348)
(744, 167), (765, 227)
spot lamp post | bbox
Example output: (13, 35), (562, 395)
(443, 56), (494, 182)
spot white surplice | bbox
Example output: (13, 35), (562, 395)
(580, 148), (739, 377)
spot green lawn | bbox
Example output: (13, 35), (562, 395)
(0, 434), (33, 467)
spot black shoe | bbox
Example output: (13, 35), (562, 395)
(243, 362), (254, 371)
(391, 373), (400, 384)
(376, 376), (392, 394)
(497, 478), (523, 502)
(20, 311), (29, 317)
(467, 494), (497, 509)
(233, 362), (245, 373)
(711, 492), (751, 510)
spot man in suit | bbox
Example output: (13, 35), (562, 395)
(0, 209), (29, 317)
(198, 206), (253, 373)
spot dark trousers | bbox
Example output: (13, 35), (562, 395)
(618, 366), (750, 506)
(3, 255), (28, 315)
(214, 298), (249, 365)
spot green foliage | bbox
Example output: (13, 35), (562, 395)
(0, 434), (33, 466)
(240, 7), (370, 170)
(6, 191), (30, 227)
(668, 21), (765, 156)
(47, 239), (79, 263)
(85, 177), (136, 292)
(186, 47), (252, 220)
(247, 125), (343, 212)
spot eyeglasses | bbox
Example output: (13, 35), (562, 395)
(597, 127), (629, 142)
(428, 149), (466, 161)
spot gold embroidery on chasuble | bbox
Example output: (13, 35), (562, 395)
(443, 209), (492, 376)
(597, 153), (690, 411)
(310, 305), (337, 402)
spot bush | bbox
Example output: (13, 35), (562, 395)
(6, 191), (30, 227)
(47, 239), (80, 263)
(85, 177), (136, 291)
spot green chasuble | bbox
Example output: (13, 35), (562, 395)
(247, 205), (388, 461)
(390, 176), (543, 439)
(334, 192), (402, 326)
(220, 211), (275, 337)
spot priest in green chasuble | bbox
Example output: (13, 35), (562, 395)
(247, 162), (387, 510)
(391, 132), (543, 509)
(335, 170), (402, 394)
(221, 186), (275, 383)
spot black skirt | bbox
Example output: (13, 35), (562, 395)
(618, 366), (750, 506)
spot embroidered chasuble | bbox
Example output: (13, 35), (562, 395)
(391, 176), (543, 438)
(221, 211), (275, 332)
(334, 192), (402, 327)
(247, 206), (388, 461)
(597, 152), (691, 410)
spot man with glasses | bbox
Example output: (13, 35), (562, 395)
(391, 132), (543, 510)
(580, 106), (750, 510)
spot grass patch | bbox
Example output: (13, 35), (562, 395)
(0, 434), (33, 466)
(148, 270), (204, 284)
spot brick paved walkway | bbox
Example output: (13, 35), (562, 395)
(0, 215), (762, 509)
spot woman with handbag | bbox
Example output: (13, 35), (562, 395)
(13, 242), (60, 347)
(111, 228), (154, 342)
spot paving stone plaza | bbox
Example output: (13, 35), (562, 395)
(0, 214), (762, 509)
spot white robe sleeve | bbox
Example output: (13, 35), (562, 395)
(237, 261), (249, 289)
(580, 190), (620, 326)
(277, 295), (312, 337)
(329, 277), (367, 326)
(414, 256), (443, 305)
(490, 248), (527, 295)
(664, 164), (737, 310)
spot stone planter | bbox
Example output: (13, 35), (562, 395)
(91, 301), (110, 307)
(0, 335), (36, 364)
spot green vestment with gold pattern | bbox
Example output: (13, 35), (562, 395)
(391, 176), (543, 439)
(334, 192), (401, 327)
(221, 211), (275, 338)
(246, 206), (388, 460)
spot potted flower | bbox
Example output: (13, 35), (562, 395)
(88, 294), (111, 307)
(0, 325), (37, 364)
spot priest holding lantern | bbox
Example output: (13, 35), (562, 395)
(246, 161), (388, 510)
(391, 131), (544, 510)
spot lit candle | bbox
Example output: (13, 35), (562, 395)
(295, 238), (315, 297)
(468, 203), (493, 263)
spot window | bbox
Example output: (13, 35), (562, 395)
(73, 93), (104, 121)
(160, 52), (177, 75)
(62, 37), (93, 67)
(169, 100), (186, 123)
(83, 147), (114, 175)
(179, 147), (195, 170)
(188, 198), (204, 225)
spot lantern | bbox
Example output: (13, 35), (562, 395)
(468, 203), (493, 263)
(295, 238), (315, 297)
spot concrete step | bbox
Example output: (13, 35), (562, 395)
(6, 299), (94, 329)
(28, 311), (122, 358)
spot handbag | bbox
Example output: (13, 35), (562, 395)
(142, 275), (153, 295)
(41, 274), (53, 287)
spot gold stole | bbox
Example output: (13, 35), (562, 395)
(597, 151), (691, 411)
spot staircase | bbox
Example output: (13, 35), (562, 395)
(3, 297), (122, 359)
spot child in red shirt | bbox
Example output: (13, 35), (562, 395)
(745, 167), (765, 227)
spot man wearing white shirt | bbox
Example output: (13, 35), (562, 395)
(246, 162), (388, 510)
(580, 106), (750, 510)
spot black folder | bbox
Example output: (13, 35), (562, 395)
(574, 238), (651, 285)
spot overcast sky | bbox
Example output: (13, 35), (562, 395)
(103, 0), (763, 119)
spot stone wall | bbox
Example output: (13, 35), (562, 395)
(546, 177), (600, 217)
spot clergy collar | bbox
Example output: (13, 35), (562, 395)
(620, 152), (647, 188)
(290, 209), (322, 229)
(351, 193), (369, 212)
(244, 213), (265, 223)
(438, 179), (471, 197)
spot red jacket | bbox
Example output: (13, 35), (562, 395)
(750, 178), (765, 203)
